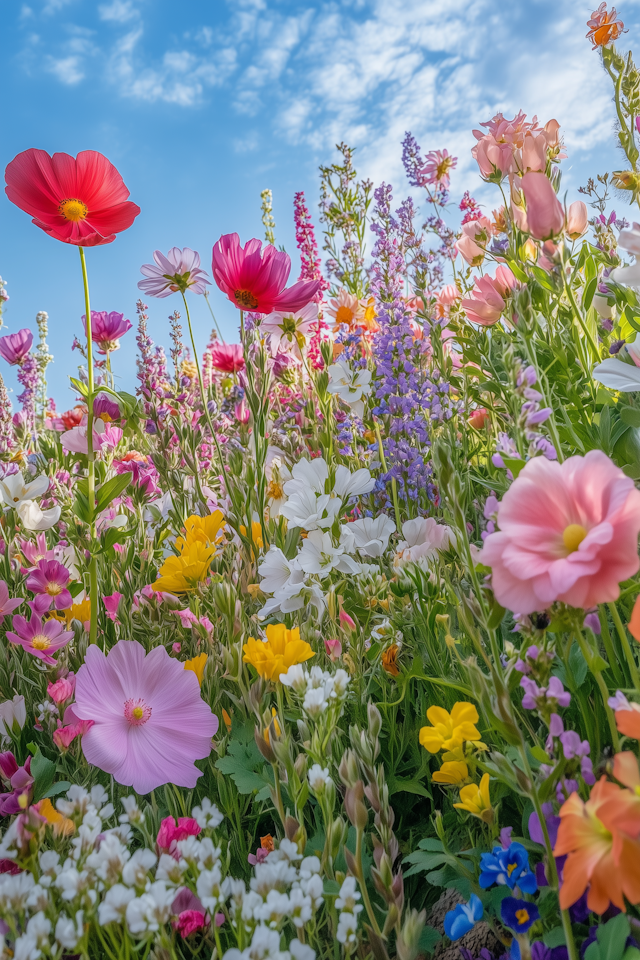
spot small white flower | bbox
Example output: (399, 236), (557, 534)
(15, 500), (61, 532)
(0, 695), (26, 737)
(98, 883), (135, 926)
(55, 910), (83, 950)
(302, 686), (329, 718)
(0, 472), (50, 509)
(327, 360), (372, 418)
(298, 530), (360, 578)
(288, 887), (313, 928)
(254, 888), (291, 925)
(197, 836), (222, 870)
(280, 489), (341, 532)
(26, 912), (51, 947)
(337, 911), (359, 945)
(121, 848), (156, 888)
(331, 669), (350, 699)
(336, 877), (362, 912)
(333, 464), (375, 500)
(197, 864), (224, 911)
(125, 881), (173, 935)
(290, 939), (316, 960)
(308, 764), (332, 792)
(279, 663), (307, 692)
(192, 796), (223, 829)
(13, 934), (40, 960)
(284, 458), (329, 497)
(119, 795), (144, 825)
(25, 884), (49, 913)
(340, 515), (395, 558)
(394, 517), (451, 568)
(300, 872), (323, 910)
(299, 855), (321, 878)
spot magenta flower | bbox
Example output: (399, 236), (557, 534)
(94, 393), (121, 421)
(103, 592), (123, 622)
(0, 329), (33, 366)
(17, 534), (55, 568)
(0, 581), (22, 620)
(47, 673), (76, 704)
(7, 612), (73, 664)
(81, 311), (132, 354)
(138, 247), (211, 299)
(26, 559), (72, 610)
(70, 639), (218, 794)
(157, 815), (201, 855)
(0, 752), (33, 815)
(209, 343), (245, 373)
(211, 233), (321, 313)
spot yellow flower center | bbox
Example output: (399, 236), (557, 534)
(515, 908), (530, 925)
(31, 634), (51, 650)
(267, 480), (283, 500)
(234, 289), (259, 309)
(335, 305), (355, 325)
(507, 862), (518, 876)
(436, 157), (454, 179)
(58, 198), (89, 222)
(563, 523), (587, 553)
(46, 583), (62, 596)
(132, 706), (144, 720)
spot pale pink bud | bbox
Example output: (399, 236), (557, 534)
(172, 642), (182, 653)
(455, 235), (485, 266)
(520, 172), (565, 240)
(339, 609), (356, 631)
(472, 136), (513, 180)
(510, 203), (529, 233)
(234, 400), (250, 424)
(468, 408), (490, 430)
(47, 674), (75, 705)
(565, 200), (588, 240)
(53, 724), (79, 751)
(519, 132), (547, 173)
(324, 638), (342, 661)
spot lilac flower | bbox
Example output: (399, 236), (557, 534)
(26, 559), (72, 611)
(528, 804), (560, 848)
(0, 329), (33, 366)
(138, 248), (210, 299)
(549, 713), (564, 737)
(93, 393), (121, 422)
(521, 675), (570, 712)
(583, 611), (601, 634)
(82, 311), (133, 353)
(7, 612), (73, 664)
(609, 689), (631, 710)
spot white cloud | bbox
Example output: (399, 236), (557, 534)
(46, 54), (83, 83)
(41, 0), (77, 14)
(99, 0), (138, 23)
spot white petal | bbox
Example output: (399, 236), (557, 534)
(593, 358), (640, 392)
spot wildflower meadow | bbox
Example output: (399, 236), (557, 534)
(4, 5), (640, 960)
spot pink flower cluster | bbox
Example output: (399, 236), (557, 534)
(472, 111), (563, 181)
(461, 265), (520, 326)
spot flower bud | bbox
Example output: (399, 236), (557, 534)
(520, 172), (565, 240)
(566, 200), (589, 240)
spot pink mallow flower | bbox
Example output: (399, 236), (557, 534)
(0, 752), (33, 815)
(103, 592), (123, 622)
(138, 247), (211, 299)
(482, 450), (640, 615)
(82, 311), (132, 354)
(70, 639), (218, 794)
(461, 265), (519, 327)
(26, 559), (72, 611)
(0, 329), (33, 366)
(61, 416), (123, 455)
(211, 233), (321, 313)
(157, 815), (201, 856)
(47, 673), (76, 704)
(7, 612), (73, 664)
(0, 581), (22, 620)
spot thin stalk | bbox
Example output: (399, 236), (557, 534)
(204, 290), (226, 342)
(574, 631), (620, 751)
(79, 247), (99, 646)
(608, 601), (640, 690)
(598, 605), (625, 687)
(560, 247), (600, 360)
(374, 419), (401, 533)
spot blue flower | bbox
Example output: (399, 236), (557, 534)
(501, 896), (540, 934)
(444, 894), (484, 941)
(479, 843), (537, 894)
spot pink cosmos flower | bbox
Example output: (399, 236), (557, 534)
(520, 172), (565, 241)
(82, 311), (132, 354)
(420, 149), (457, 189)
(26, 559), (72, 611)
(211, 233), (320, 313)
(0, 581), (22, 619)
(18, 534), (55, 568)
(70, 639), (218, 794)
(61, 416), (123, 454)
(461, 266), (519, 326)
(103, 592), (123, 622)
(138, 247), (211, 298)
(482, 450), (640, 614)
(209, 343), (245, 373)
(157, 815), (201, 856)
(7, 612), (73, 664)
(47, 673), (76, 704)
(0, 329), (33, 366)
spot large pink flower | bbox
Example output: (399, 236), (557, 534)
(461, 266), (518, 326)
(211, 233), (320, 313)
(482, 450), (640, 614)
(70, 639), (218, 794)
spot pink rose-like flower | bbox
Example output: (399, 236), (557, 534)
(324, 638), (342, 661)
(174, 910), (208, 939)
(482, 450), (640, 615)
(471, 135), (513, 181)
(103, 592), (123, 623)
(71, 639), (218, 794)
(520, 172), (565, 241)
(212, 233), (320, 313)
(208, 343), (245, 374)
(47, 673), (76, 704)
(0, 329), (33, 366)
(461, 265), (518, 326)
(157, 815), (201, 855)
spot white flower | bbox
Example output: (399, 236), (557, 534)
(0, 472), (49, 508)
(290, 940), (316, 960)
(98, 884), (135, 926)
(265, 450), (292, 518)
(277, 838), (302, 862)
(331, 669), (350, 699)
(394, 517), (451, 567)
(333, 464), (375, 499)
(258, 558), (326, 619)
(16, 500), (61, 531)
(0, 694), (26, 737)
(280, 489), (341, 531)
(298, 530), (361, 577)
(618, 223), (640, 256)
(126, 881), (174, 935)
(121, 848), (156, 888)
(192, 796), (224, 829)
(284, 458), (329, 497)
(258, 547), (302, 594)
(156, 853), (186, 885)
(254, 888), (291, 924)
(611, 260), (640, 288)
(247, 924), (286, 960)
(593, 356), (640, 392)
(26, 884), (49, 913)
(119, 795), (144, 825)
(13, 935), (40, 960)
(308, 764), (332, 792)
(197, 837), (222, 870)
(300, 872), (323, 909)
(340, 515), (395, 558)
(279, 663), (307, 692)
(288, 887), (313, 927)
(261, 302), (318, 356)
(26, 912), (51, 947)
(56, 867), (91, 901)
(196, 864), (224, 911)
(55, 910), (83, 950)
(336, 877), (362, 912)
(302, 686), (329, 718)
(299, 855), (321, 879)
(38, 851), (61, 886)
(86, 833), (130, 883)
(337, 912), (359, 945)
(327, 360), (372, 418)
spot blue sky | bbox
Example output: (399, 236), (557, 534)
(2, 0), (640, 408)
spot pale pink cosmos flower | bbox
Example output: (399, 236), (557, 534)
(7, 612), (73, 664)
(61, 417), (123, 454)
(138, 248), (211, 299)
(393, 517), (452, 568)
(482, 450), (640, 615)
(420, 149), (457, 189)
(0, 581), (22, 619)
(0, 329), (33, 366)
(70, 639), (218, 794)
(17, 534), (55, 568)
(82, 311), (132, 354)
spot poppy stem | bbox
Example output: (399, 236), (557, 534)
(78, 246), (99, 647)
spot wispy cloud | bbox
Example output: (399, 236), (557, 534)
(45, 53), (84, 83)
(98, 0), (138, 24)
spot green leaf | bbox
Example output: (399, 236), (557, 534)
(620, 406), (640, 428)
(583, 275), (598, 312)
(543, 927), (566, 948)
(72, 493), (93, 525)
(417, 838), (444, 852)
(215, 739), (272, 795)
(530, 264), (557, 291)
(508, 260), (529, 284)
(69, 377), (88, 397)
(417, 927), (441, 956)
(387, 775), (431, 799)
(96, 473), (132, 514)
(43, 781), (71, 799)
(502, 457), (526, 478)
(402, 852), (449, 878)
(591, 914), (631, 960)
(31, 748), (57, 803)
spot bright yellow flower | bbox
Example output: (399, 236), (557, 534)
(36, 798), (75, 837)
(432, 761), (470, 785)
(152, 542), (216, 593)
(419, 702), (481, 753)
(175, 511), (226, 552)
(264, 707), (281, 743)
(240, 521), (264, 551)
(243, 624), (314, 681)
(49, 598), (91, 628)
(454, 773), (493, 823)
(184, 653), (208, 686)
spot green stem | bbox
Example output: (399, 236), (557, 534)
(560, 247), (600, 360)
(609, 601), (640, 690)
(79, 247), (99, 647)
(203, 290), (226, 343)
(374, 419), (401, 533)
(355, 825), (381, 936)
(599, 605), (625, 687)
(574, 630), (620, 751)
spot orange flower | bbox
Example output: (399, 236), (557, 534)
(554, 777), (640, 913)
(615, 703), (640, 740)
(381, 644), (400, 676)
(260, 834), (275, 852)
(586, 3), (626, 49)
(628, 594), (640, 641)
(35, 798), (75, 837)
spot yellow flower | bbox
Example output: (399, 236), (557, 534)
(454, 773), (493, 823)
(243, 624), (314, 681)
(240, 521), (264, 551)
(36, 798), (75, 837)
(419, 702), (481, 754)
(49, 598), (91, 628)
(184, 653), (208, 686)
(152, 542), (216, 593)
(432, 761), (470, 785)
(222, 708), (232, 732)
(264, 707), (281, 743)
(175, 511), (226, 553)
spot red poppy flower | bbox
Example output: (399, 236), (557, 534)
(5, 149), (140, 246)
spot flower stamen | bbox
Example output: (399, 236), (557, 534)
(58, 198), (89, 222)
